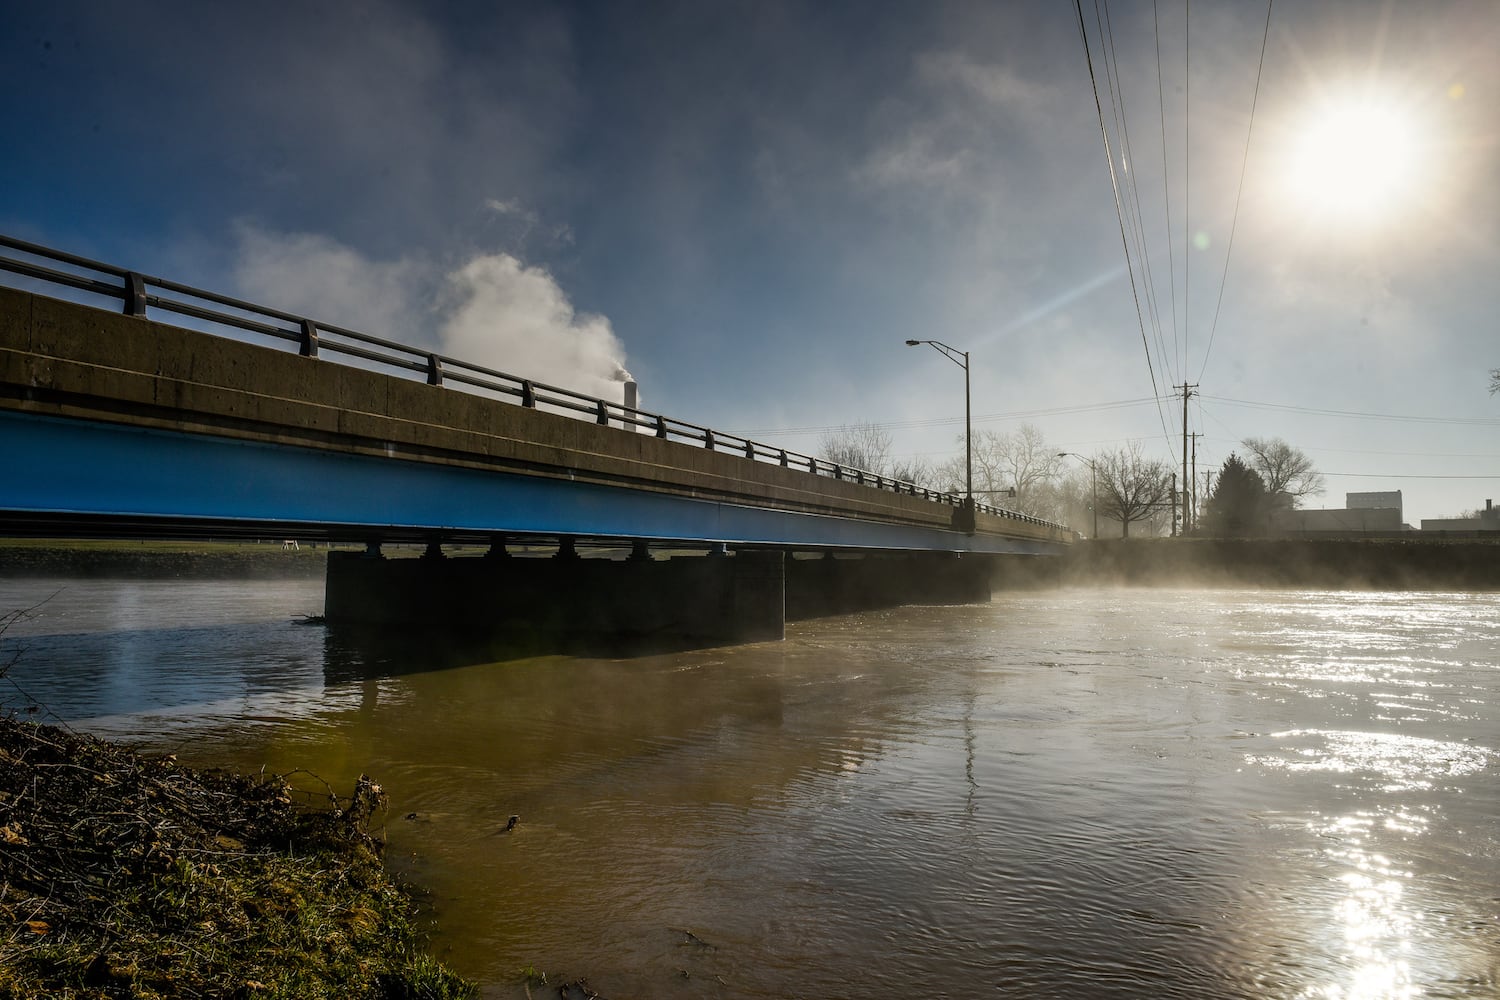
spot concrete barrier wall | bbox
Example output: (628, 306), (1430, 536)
(1, 286), (1070, 548)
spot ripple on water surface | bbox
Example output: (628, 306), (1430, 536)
(2, 580), (1497, 998)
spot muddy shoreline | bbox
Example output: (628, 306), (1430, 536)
(0, 714), (474, 999)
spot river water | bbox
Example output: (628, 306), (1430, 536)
(1, 577), (1496, 999)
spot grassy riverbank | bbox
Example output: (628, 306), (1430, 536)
(0, 715), (474, 1000)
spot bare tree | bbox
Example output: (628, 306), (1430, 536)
(1491, 368), (1499, 395)
(1095, 443), (1174, 537)
(1240, 437), (1324, 507)
(933, 423), (1063, 517)
(887, 455), (934, 488)
(1032, 467), (1094, 529)
(817, 422), (894, 476)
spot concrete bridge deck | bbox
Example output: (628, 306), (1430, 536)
(0, 242), (1072, 554)
(0, 237), (1072, 641)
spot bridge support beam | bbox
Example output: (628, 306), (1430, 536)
(324, 549), (787, 643)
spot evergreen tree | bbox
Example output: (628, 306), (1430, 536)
(1200, 454), (1268, 537)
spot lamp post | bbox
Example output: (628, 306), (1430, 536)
(906, 339), (973, 532)
(1057, 452), (1098, 539)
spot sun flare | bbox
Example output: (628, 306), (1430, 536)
(1279, 94), (1429, 226)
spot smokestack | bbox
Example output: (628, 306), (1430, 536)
(1487, 499), (1493, 511)
(616, 369), (638, 431)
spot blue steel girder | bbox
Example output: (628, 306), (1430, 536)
(2, 411), (1064, 555)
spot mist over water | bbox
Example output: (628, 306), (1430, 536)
(2, 578), (1496, 999)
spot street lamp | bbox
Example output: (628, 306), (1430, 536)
(1057, 452), (1098, 539)
(906, 339), (973, 532)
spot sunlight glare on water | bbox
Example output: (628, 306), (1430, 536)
(1, 579), (1496, 999)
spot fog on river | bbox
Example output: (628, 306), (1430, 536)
(1, 577), (1496, 999)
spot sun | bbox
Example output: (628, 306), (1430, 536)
(1278, 92), (1429, 226)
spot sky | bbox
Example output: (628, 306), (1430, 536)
(3, 0), (1497, 526)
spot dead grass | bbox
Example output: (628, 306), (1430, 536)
(0, 715), (474, 1000)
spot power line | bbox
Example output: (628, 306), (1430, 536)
(1201, 394), (1500, 427)
(1197, 0), (1274, 383)
(1096, 0), (1177, 389)
(1073, 0), (1176, 454)
(1183, 0), (1191, 379)
(1152, 0), (1181, 373)
(1320, 472), (1500, 480)
(741, 396), (1166, 437)
(1194, 434), (1499, 460)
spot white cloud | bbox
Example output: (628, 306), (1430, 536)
(231, 224), (433, 340)
(231, 227), (628, 400)
(914, 52), (1063, 128)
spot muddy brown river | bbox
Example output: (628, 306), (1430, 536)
(2, 578), (1496, 998)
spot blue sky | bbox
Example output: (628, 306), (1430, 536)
(3, 1), (1497, 524)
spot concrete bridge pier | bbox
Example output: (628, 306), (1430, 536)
(324, 548), (788, 643)
(784, 552), (993, 621)
(324, 548), (995, 645)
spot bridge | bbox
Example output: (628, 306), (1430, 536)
(0, 235), (1072, 641)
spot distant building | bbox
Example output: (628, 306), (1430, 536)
(1421, 499), (1500, 533)
(1347, 491), (1403, 511)
(1272, 490), (1410, 536)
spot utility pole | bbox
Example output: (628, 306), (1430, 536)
(1171, 473), (1179, 536)
(1176, 383), (1197, 536)
(1189, 432), (1204, 533)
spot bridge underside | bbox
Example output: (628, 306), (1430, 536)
(2, 408), (1016, 642)
(2, 410), (1060, 555)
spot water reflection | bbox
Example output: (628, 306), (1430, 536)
(1, 580), (1496, 998)
(1308, 812), (1419, 1000)
(1249, 730), (1491, 791)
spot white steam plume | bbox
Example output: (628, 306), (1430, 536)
(231, 226), (631, 401)
(438, 253), (627, 398)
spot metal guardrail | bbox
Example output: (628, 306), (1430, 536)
(0, 234), (1069, 531)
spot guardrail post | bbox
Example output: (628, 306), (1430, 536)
(704, 429), (715, 450)
(521, 380), (536, 408)
(426, 354), (443, 386)
(655, 415), (668, 439)
(123, 272), (147, 317)
(596, 400), (609, 425)
(299, 319), (319, 358)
